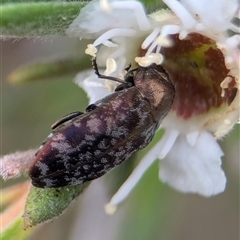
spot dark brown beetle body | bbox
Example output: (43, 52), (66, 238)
(29, 62), (175, 188)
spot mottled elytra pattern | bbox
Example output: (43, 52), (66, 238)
(29, 61), (175, 188)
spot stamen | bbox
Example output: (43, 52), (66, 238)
(104, 58), (117, 75)
(102, 40), (118, 48)
(135, 53), (163, 67)
(226, 35), (240, 49)
(105, 203), (117, 215)
(158, 129), (179, 159)
(109, 46), (126, 59)
(145, 40), (159, 56)
(160, 24), (180, 38)
(144, 25), (180, 55)
(156, 36), (173, 47)
(105, 139), (164, 214)
(163, 0), (197, 29)
(141, 28), (161, 49)
(110, 1), (151, 31)
(93, 28), (136, 47)
(220, 76), (233, 89)
(221, 89), (226, 98)
(229, 23), (240, 33)
(85, 44), (98, 57)
(154, 25), (180, 50)
(179, 29), (188, 40)
(156, 44), (161, 54)
(105, 45), (127, 77)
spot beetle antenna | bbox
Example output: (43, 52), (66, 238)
(124, 63), (131, 72)
(92, 58), (127, 84)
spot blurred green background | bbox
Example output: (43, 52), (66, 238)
(1, 38), (239, 240)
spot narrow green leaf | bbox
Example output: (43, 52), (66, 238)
(8, 56), (91, 83)
(2, 217), (36, 240)
(23, 183), (90, 228)
(1, 2), (86, 37)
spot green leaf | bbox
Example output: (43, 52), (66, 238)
(23, 183), (90, 228)
(1, 2), (86, 37)
(0, 0), (167, 38)
(8, 55), (91, 84)
(2, 217), (36, 240)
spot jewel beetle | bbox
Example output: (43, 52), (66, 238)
(29, 58), (175, 188)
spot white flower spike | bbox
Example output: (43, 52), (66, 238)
(66, 0), (240, 213)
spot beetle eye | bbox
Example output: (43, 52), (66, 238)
(86, 104), (97, 112)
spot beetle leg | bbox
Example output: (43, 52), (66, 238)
(51, 111), (84, 130)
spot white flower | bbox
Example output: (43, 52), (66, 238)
(66, 0), (240, 213)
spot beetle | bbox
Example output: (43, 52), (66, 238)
(29, 58), (175, 188)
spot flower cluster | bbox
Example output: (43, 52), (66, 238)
(66, 0), (239, 213)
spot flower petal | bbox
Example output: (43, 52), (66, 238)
(180, 0), (238, 31)
(66, 0), (146, 39)
(74, 70), (111, 104)
(159, 131), (226, 196)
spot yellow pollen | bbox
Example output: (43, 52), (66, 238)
(85, 44), (98, 57)
(105, 203), (117, 215)
(220, 76), (233, 89)
(135, 53), (163, 67)
(221, 90), (225, 97)
(179, 30), (188, 40)
(104, 58), (117, 75)
(220, 76), (233, 97)
(156, 36), (173, 47)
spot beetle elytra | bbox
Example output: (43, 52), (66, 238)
(29, 58), (175, 188)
